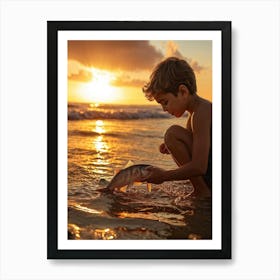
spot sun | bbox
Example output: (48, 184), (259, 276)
(84, 68), (117, 103)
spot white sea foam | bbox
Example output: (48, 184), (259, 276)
(68, 103), (183, 120)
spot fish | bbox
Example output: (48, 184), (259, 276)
(105, 164), (153, 193)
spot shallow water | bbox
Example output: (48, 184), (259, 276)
(68, 181), (212, 240)
(68, 103), (212, 240)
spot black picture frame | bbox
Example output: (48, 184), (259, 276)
(47, 21), (231, 259)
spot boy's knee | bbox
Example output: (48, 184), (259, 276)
(164, 125), (183, 145)
(164, 125), (192, 149)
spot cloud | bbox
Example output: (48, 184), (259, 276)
(68, 41), (163, 71)
(68, 69), (93, 82)
(111, 75), (146, 88)
(166, 41), (185, 59)
(188, 60), (204, 73)
(165, 41), (205, 73)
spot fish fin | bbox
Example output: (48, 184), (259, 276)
(133, 181), (142, 186)
(123, 160), (134, 169)
(147, 183), (152, 192)
(119, 185), (128, 193)
(114, 160), (134, 176)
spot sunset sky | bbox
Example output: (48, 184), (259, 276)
(68, 40), (212, 104)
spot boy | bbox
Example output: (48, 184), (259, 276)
(142, 57), (212, 197)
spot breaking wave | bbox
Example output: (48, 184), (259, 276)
(68, 103), (173, 120)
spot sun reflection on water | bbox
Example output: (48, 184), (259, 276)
(117, 212), (186, 227)
(92, 122), (111, 174)
(94, 120), (105, 134)
(90, 103), (99, 108)
(68, 224), (117, 240)
(70, 203), (103, 215)
(93, 135), (108, 153)
(68, 224), (81, 239)
(93, 228), (117, 240)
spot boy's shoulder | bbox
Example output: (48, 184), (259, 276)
(193, 99), (212, 127)
(187, 100), (211, 131)
(197, 98), (212, 114)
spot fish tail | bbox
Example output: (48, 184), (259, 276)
(147, 183), (152, 192)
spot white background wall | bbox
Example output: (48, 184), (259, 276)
(0, 0), (279, 279)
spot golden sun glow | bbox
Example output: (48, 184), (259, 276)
(68, 41), (213, 104)
(84, 68), (116, 103)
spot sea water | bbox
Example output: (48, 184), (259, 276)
(68, 103), (212, 240)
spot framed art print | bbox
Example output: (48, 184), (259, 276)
(47, 21), (231, 259)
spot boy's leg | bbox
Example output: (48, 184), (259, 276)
(164, 125), (211, 197)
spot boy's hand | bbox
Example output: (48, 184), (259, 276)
(159, 143), (170, 154)
(143, 166), (167, 184)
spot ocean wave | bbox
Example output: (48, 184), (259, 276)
(68, 130), (161, 139)
(68, 130), (120, 138)
(68, 106), (172, 120)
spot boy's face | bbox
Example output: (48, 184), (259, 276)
(153, 91), (187, 118)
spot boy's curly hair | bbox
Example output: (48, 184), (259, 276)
(142, 57), (197, 101)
